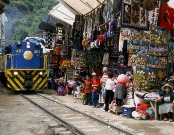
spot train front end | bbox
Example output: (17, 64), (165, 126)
(3, 39), (48, 91)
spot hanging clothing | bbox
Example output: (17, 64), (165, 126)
(158, 3), (174, 33)
(122, 40), (128, 65)
(102, 53), (109, 65)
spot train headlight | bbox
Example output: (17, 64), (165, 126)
(39, 72), (43, 76)
(13, 71), (18, 76)
(23, 51), (33, 60)
(26, 42), (30, 48)
(17, 41), (21, 46)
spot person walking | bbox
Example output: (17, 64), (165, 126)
(91, 72), (101, 108)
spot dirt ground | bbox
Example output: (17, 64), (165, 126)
(0, 83), (174, 135)
(0, 85), (57, 135)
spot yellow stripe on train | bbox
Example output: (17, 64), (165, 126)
(6, 70), (48, 91)
(33, 71), (47, 89)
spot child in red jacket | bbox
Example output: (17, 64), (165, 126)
(82, 74), (92, 105)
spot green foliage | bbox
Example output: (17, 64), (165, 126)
(5, 0), (58, 44)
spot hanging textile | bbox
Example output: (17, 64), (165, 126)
(102, 52), (109, 65)
(158, 3), (174, 33)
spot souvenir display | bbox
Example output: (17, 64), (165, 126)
(148, 2), (160, 29)
(124, 26), (171, 91)
(121, 0), (148, 30)
(146, 68), (158, 89)
(121, 28), (171, 43)
(135, 53), (149, 67)
(168, 42), (174, 63)
(127, 40), (140, 53)
(134, 67), (146, 91)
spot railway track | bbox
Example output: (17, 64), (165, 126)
(21, 93), (137, 135)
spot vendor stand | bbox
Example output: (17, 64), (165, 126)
(121, 26), (172, 120)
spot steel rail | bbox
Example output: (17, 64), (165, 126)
(38, 93), (137, 135)
(20, 94), (87, 135)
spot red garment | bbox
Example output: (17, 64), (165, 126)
(98, 34), (105, 44)
(91, 77), (101, 92)
(118, 81), (127, 87)
(83, 79), (92, 94)
(158, 3), (174, 33)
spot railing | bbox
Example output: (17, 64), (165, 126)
(43, 55), (48, 69)
(4, 54), (13, 76)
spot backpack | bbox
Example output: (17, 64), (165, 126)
(57, 86), (66, 96)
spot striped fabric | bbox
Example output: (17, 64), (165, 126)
(100, 73), (108, 85)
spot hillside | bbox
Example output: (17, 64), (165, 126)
(4, 0), (58, 45)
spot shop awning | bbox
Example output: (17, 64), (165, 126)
(49, 3), (75, 25)
(58, 0), (106, 15)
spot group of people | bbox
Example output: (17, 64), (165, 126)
(81, 67), (129, 111)
(48, 67), (174, 122)
(80, 67), (174, 122)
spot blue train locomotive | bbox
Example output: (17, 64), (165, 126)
(0, 37), (49, 91)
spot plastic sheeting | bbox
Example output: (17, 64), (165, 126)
(59, 0), (106, 15)
(48, 0), (106, 26)
(49, 3), (75, 25)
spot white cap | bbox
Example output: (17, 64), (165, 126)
(92, 72), (96, 76)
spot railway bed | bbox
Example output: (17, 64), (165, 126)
(1, 86), (174, 135)
(21, 93), (136, 135)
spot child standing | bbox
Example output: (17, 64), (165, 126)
(82, 74), (92, 105)
(91, 72), (101, 107)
